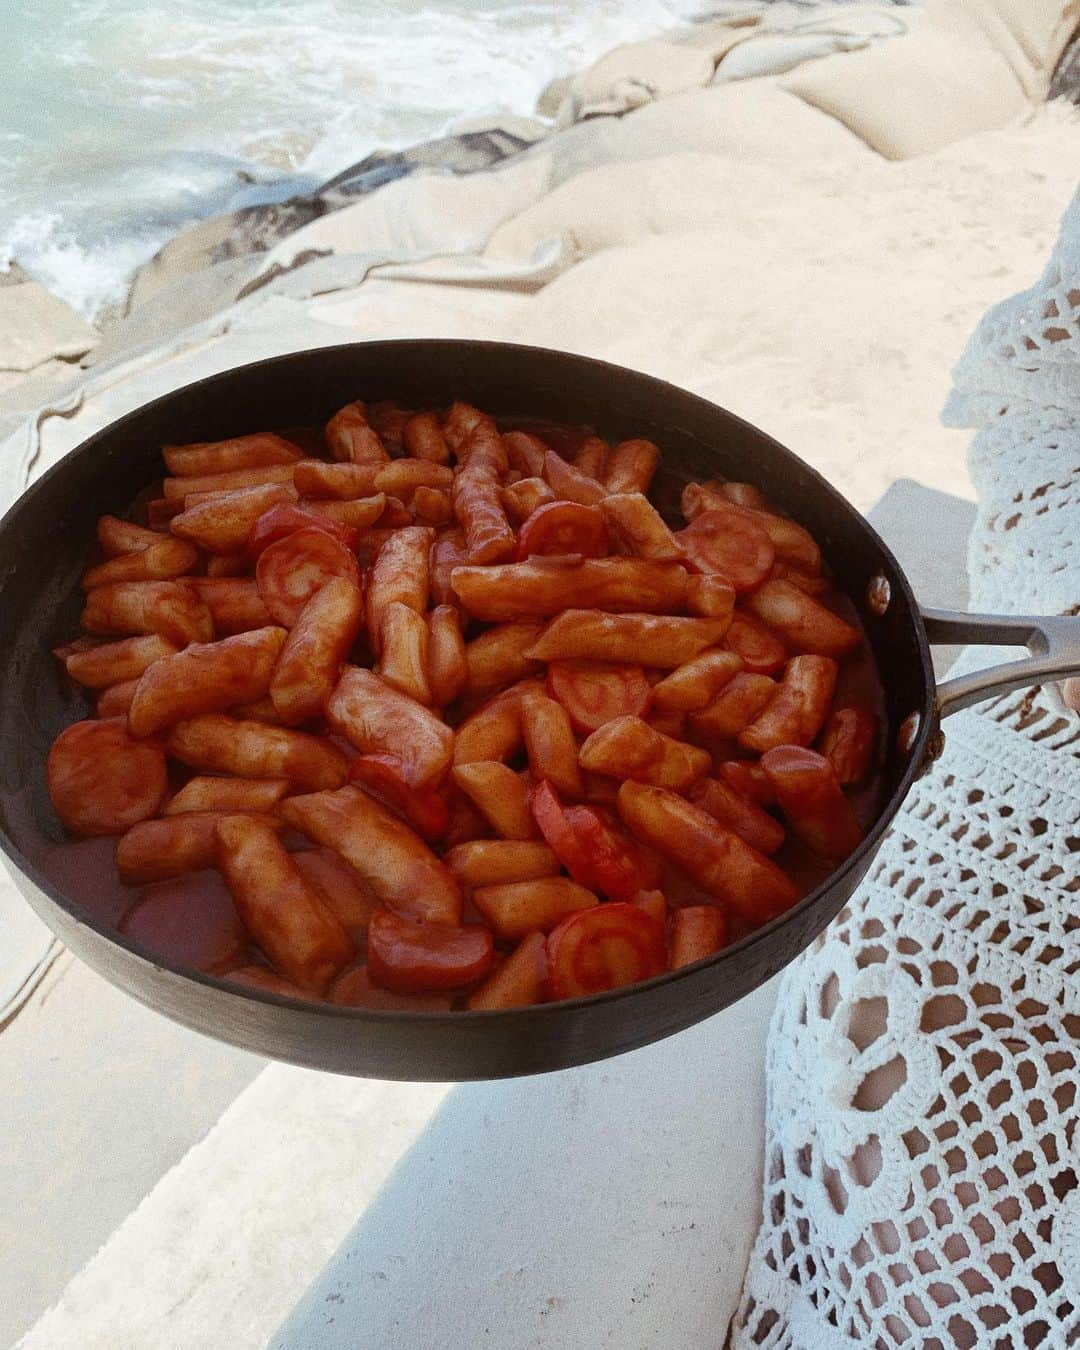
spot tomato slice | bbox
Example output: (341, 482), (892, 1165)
(515, 501), (608, 560)
(349, 754), (450, 841)
(529, 780), (595, 888)
(256, 526), (361, 627)
(547, 660), (653, 734)
(547, 903), (666, 999)
(724, 612), (786, 675)
(248, 503), (358, 557)
(366, 907), (494, 994)
(561, 804), (662, 899)
(675, 506), (774, 593)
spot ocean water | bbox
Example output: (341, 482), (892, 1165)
(3, 0), (699, 319)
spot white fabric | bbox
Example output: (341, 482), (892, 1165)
(946, 183), (1080, 427)
(946, 180), (1080, 694)
(733, 177), (1080, 1348)
(733, 695), (1080, 1347)
(784, 0), (1080, 160)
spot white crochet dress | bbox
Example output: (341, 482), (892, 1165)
(731, 189), (1080, 1347)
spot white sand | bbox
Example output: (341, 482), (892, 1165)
(490, 99), (1080, 508)
(8, 78), (1080, 1350)
(304, 93), (1080, 512)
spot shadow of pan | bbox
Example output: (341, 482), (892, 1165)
(271, 978), (780, 1350)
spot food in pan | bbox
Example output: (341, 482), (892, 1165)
(45, 402), (884, 1009)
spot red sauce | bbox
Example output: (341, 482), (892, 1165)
(330, 964), (452, 1011)
(38, 415), (890, 1010)
(497, 415), (594, 457)
(39, 837), (136, 929)
(120, 872), (248, 974)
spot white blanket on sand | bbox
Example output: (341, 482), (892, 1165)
(732, 186), (1080, 1349)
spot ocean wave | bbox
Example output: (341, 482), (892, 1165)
(1, 150), (283, 315)
(0, 214), (177, 318)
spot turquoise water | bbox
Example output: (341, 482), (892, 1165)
(3, 0), (694, 316)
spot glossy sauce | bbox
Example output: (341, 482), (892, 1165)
(121, 872), (248, 974)
(40, 414), (890, 1007)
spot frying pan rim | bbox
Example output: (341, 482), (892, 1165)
(0, 339), (937, 1026)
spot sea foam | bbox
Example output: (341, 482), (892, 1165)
(2, 0), (698, 319)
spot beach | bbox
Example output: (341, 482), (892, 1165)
(2, 2), (1080, 1344)
(2, 0), (699, 318)
(4, 2), (1079, 513)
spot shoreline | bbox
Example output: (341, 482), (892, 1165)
(1, 2), (1078, 455)
(1, 1), (887, 358)
(0, 0), (712, 327)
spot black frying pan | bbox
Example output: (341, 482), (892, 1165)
(0, 342), (1076, 1080)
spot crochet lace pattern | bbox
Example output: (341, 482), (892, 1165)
(732, 189), (1080, 1348)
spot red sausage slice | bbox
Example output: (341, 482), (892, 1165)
(530, 781), (660, 899)
(560, 804), (662, 900)
(675, 507), (774, 593)
(547, 660), (652, 734)
(120, 875), (246, 974)
(47, 718), (168, 836)
(547, 903), (666, 999)
(724, 612), (787, 675)
(256, 527), (361, 627)
(515, 501), (608, 560)
(247, 503), (358, 557)
(366, 907), (494, 994)
(529, 780), (595, 888)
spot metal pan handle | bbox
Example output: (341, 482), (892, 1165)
(921, 606), (1080, 718)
